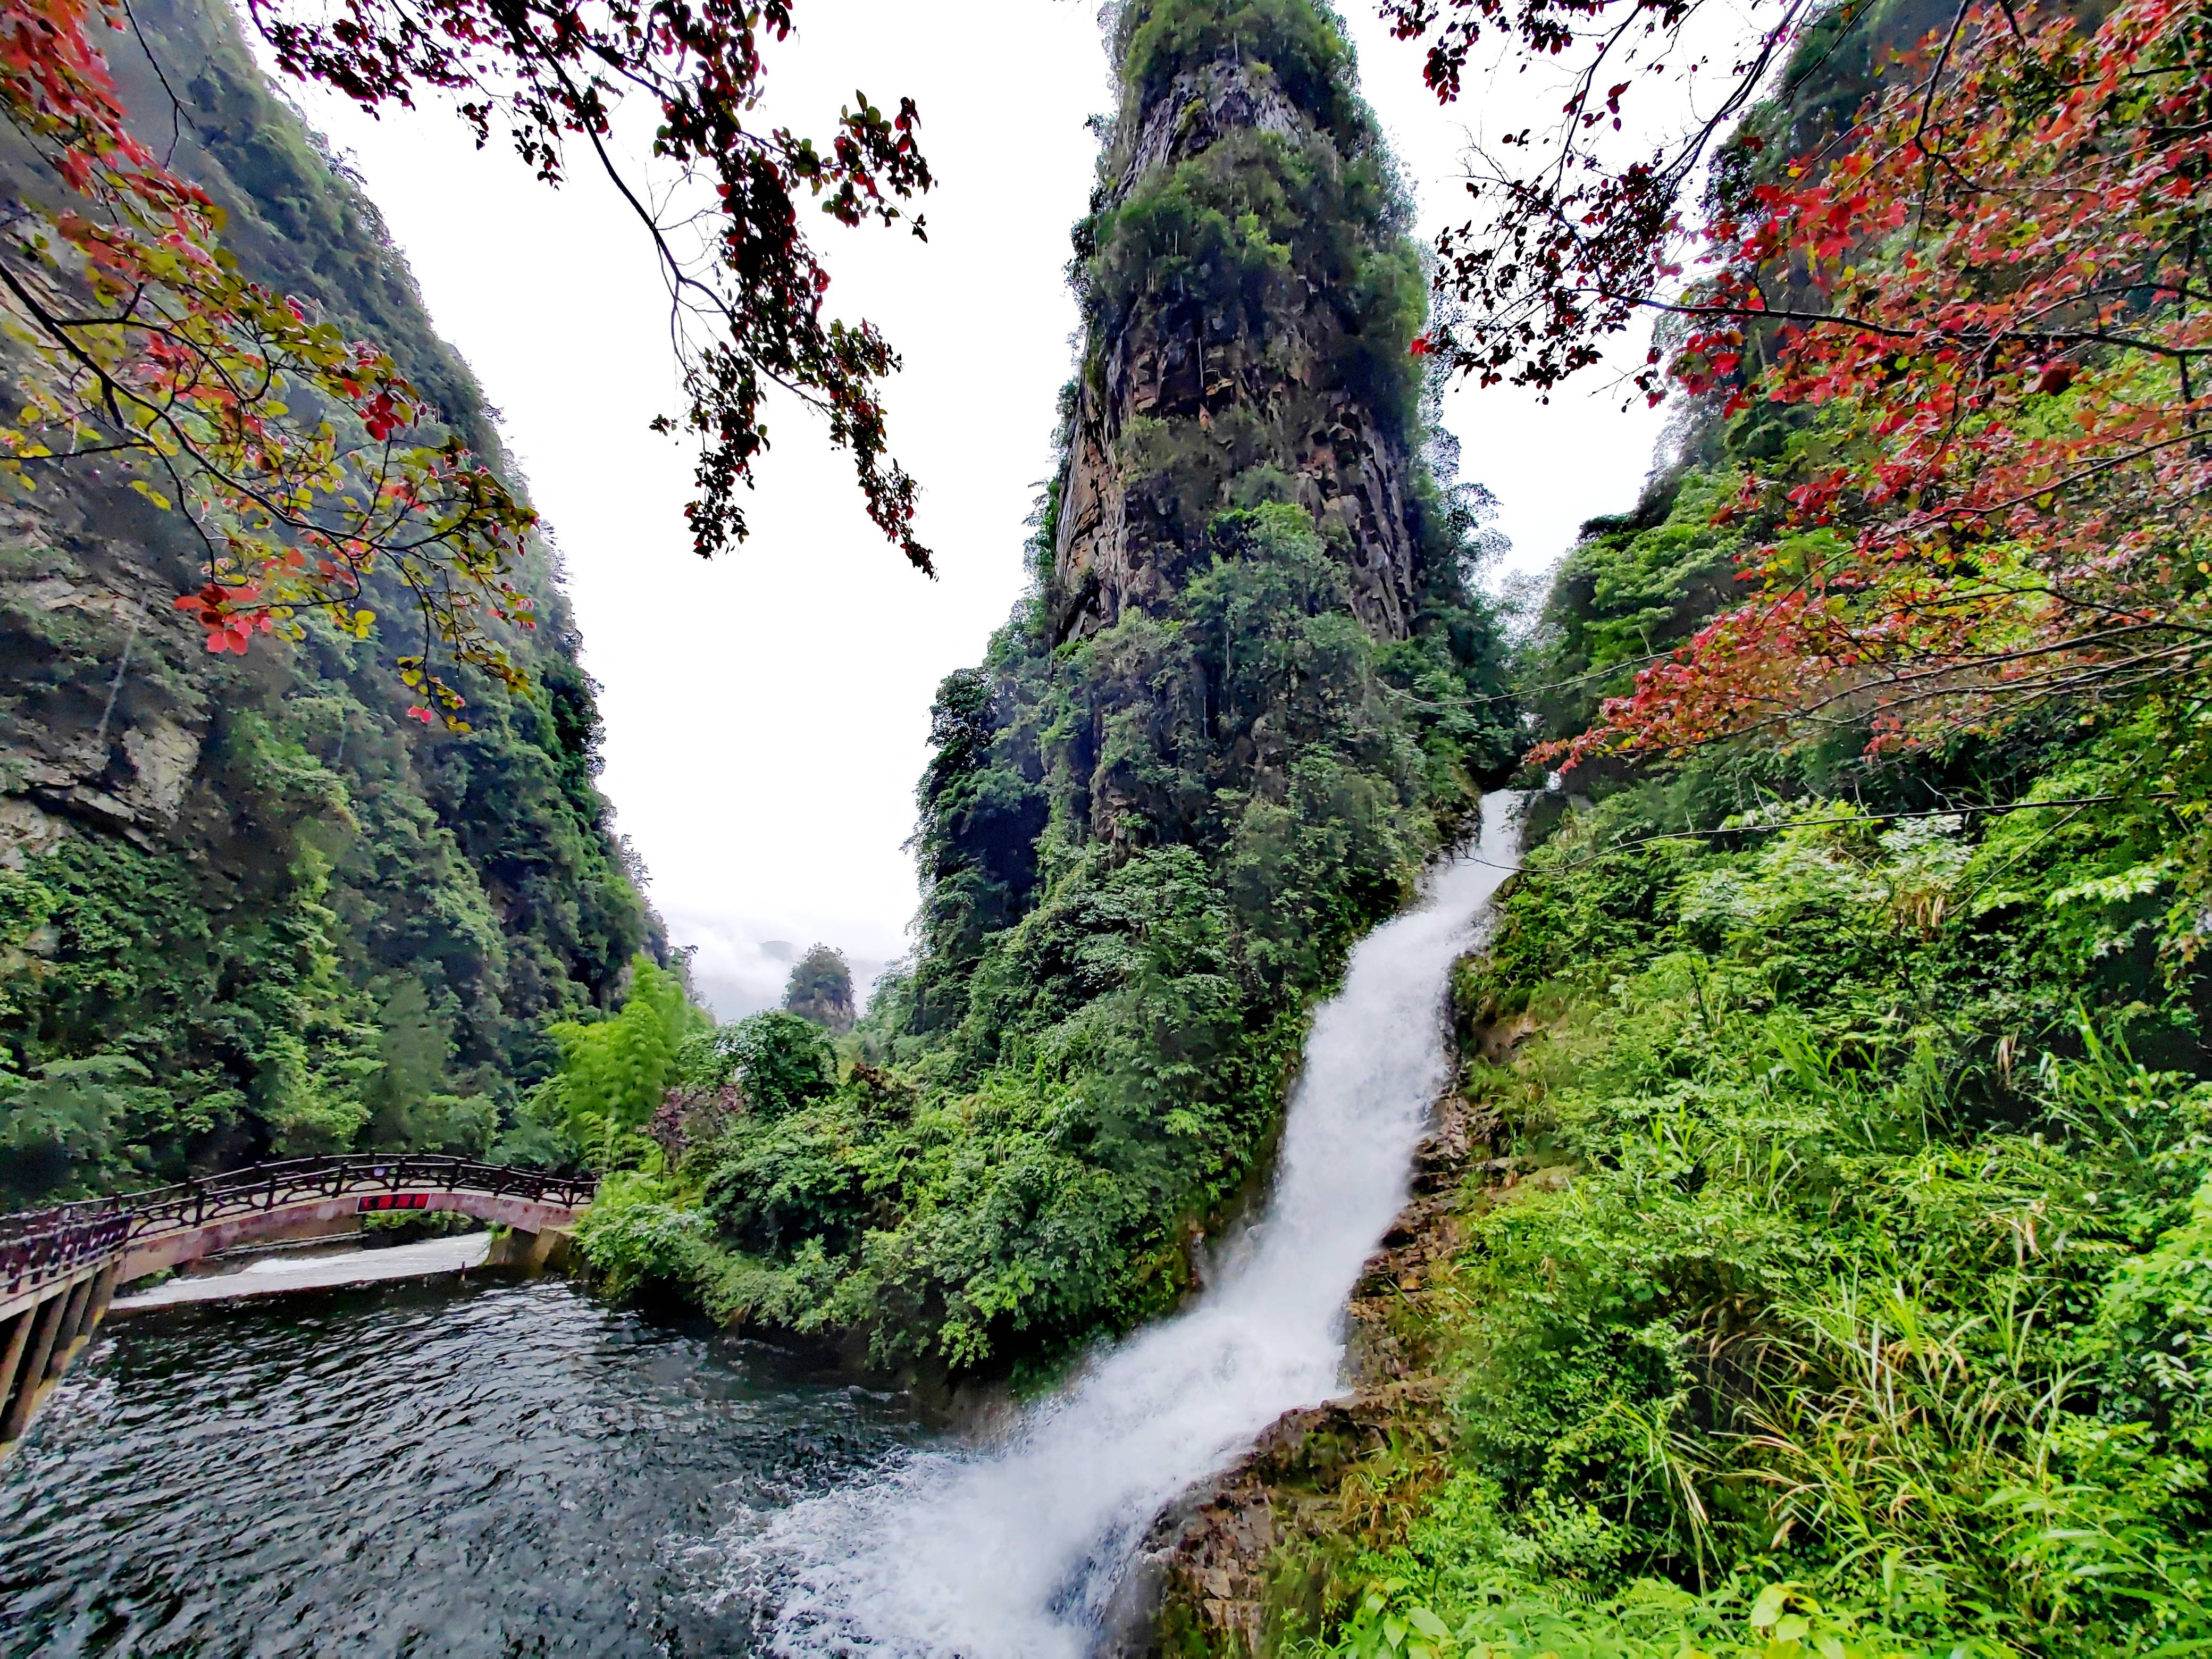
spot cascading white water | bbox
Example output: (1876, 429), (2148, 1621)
(732, 791), (1528, 1657)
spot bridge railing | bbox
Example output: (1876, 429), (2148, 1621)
(1, 1157), (598, 1300)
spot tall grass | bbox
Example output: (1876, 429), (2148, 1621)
(1297, 794), (2212, 1658)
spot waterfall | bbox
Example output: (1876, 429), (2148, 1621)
(736, 791), (1529, 1657)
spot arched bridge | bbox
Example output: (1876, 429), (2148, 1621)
(0, 1156), (596, 1461)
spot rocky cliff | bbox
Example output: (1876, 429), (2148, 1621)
(1048, 4), (1428, 646)
(0, 0), (655, 1204)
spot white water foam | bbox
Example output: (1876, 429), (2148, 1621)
(731, 791), (1529, 1657)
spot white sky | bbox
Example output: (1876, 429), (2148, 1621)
(260, 1), (1675, 1017)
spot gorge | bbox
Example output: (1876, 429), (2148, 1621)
(3, 0), (1526, 1646)
(9, 0), (2212, 1654)
(0, 796), (1525, 1654)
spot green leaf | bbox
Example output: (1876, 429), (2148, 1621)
(1750, 1585), (1792, 1629)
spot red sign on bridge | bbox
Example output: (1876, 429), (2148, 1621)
(357, 1193), (437, 1213)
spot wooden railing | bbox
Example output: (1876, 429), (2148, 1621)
(0, 1157), (598, 1301)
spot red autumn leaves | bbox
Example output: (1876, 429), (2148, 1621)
(1544, 0), (2212, 767)
(2, 0), (933, 730)
(174, 583), (272, 655)
(0, 0), (540, 727)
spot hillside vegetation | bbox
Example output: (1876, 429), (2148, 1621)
(0, 0), (657, 1206)
(1285, 749), (2209, 1657)
(14, 0), (2210, 1649)
(572, 0), (1519, 1377)
(1249, 0), (2212, 1651)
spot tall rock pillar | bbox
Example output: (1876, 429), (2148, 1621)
(1047, 1), (1431, 647)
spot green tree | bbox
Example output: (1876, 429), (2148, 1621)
(782, 944), (857, 1034)
(688, 1012), (838, 1119)
(533, 956), (705, 1168)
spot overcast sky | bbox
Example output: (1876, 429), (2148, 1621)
(263, 1), (1677, 1018)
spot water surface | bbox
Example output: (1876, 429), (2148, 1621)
(0, 1276), (919, 1657)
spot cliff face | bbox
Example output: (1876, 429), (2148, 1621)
(1048, 6), (1427, 646)
(656, 0), (1520, 1376)
(0, 0), (653, 1204)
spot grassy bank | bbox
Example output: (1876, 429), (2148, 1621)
(1276, 744), (2212, 1657)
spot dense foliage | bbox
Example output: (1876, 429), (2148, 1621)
(1260, 3), (2212, 1652)
(522, 954), (705, 1168)
(571, 0), (1521, 1377)
(1297, 736), (2212, 1657)
(0, 0), (658, 1207)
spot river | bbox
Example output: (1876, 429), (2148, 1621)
(0, 1276), (920, 1657)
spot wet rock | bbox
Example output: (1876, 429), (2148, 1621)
(1114, 1092), (1506, 1655)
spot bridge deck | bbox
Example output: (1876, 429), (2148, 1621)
(0, 1157), (594, 1460)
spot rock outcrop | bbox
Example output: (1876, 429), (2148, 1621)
(0, 497), (212, 865)
(1048, 45), (1426, 647)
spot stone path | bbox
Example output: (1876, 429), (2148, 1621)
(111, 1231), (492, 1312)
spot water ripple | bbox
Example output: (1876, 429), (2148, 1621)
(0, 1275), (917, 1658)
